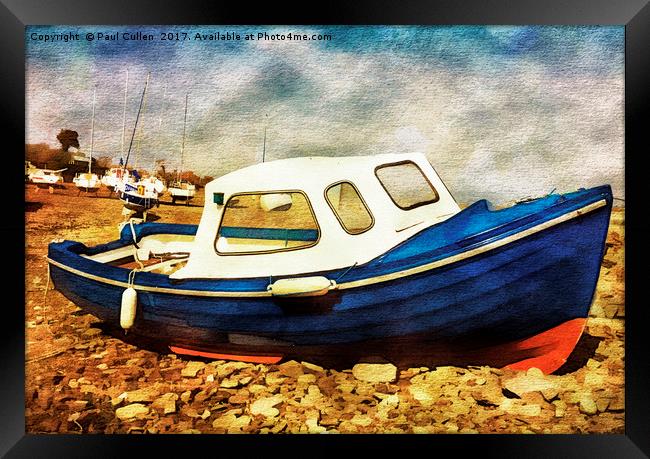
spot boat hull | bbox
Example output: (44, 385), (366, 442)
(48, 186), (612, 372)
(118, 190), (159, 211)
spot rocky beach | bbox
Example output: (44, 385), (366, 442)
(25, 184), (625, 434)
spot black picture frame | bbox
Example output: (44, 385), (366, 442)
(4, 0), (648, 456)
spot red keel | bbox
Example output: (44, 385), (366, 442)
(502, 318), (587, 374)
(169, 346), (283, 364)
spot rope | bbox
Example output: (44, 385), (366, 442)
(43, 261), (51, 308)
(128, 268), (139, 287)
(129, 219), (140, 249)
(336, 262), (358, 282)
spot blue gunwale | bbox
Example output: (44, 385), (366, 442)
(48, 185), (613, 296)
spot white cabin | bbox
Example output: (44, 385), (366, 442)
(172, 153), (461, 279)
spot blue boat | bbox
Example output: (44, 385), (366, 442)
(117, 180), (162, 212)
(47, 154), (612, 373)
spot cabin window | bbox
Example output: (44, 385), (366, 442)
(216, 191), (320, 254)
(375, 161), (439, 210)
(325, 181), (374, 234)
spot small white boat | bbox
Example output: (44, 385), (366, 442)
(74, 88), (101, 194)
(117, 174), (164, 212)
(102, 167), (131, 191)
(29, 168), (66, 187)
(169, 180), (196, 204)
(73, 172), (101, 192)
(168, 94), (196, 205)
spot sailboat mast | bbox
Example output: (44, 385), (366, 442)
(123, 72), (150, 171)
(120, 70), (129, 158)
(262, 128), (267, 163)
(134, 72), (151, 171)
(262, 113), (268, 163)
(179, 94), (188, 182)
(89, 88), (96, 174)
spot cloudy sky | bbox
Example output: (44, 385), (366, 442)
(26, 25), (623, 204)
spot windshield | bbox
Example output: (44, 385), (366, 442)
(216, 191), (320, 255)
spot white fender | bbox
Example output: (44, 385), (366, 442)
(267, 276), (336, 297)
(120, 287), (137, 330)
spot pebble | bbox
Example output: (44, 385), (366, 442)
(251, 395), (284, 417)
(579, 396), (598, 415)
(352, 363), (397, 383)
(181, 361), (206, 378)
(115, 403), (149, 420)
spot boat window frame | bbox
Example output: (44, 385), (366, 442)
(324, 180), (375, 235)
(374, 160), (440, 211)
(214, 189), (322, 256)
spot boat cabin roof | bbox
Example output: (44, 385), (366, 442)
(173, 153), (461, 279)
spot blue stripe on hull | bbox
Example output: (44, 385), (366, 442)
(119, 191), (158, 210)
(49, 195), (610, 350)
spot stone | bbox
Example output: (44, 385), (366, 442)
(278, 360), (304, 378)
(181, 361), (206, 378)
(115, 403), (149, 420)
(152, 393), (178, 414)
(301, 361), (325, 373)
(250, 395), (284, 417)
(216, 361), (250, 378)
(541, 388), (559, 402)
(350, 414), (373, 427)
(579, 396), (598, 415)
(526, 367), (545, 378)
(503, 374), (557, 397)
(125, 387), (160, 403)
(306, 418), (327, 433)
(265, 372), (287, 385)
(584, 372), (606, 386)
(499, 399), (541, 417)
(596, 398), (610, 413)
(220, 377), (240, 388)
(212, 414), (251, 432)
(297, 374), (317, 385)
(352, 363), (397, 383)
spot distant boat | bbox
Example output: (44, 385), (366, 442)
(117, 72), (162, 215)
(73, 88), (101, 193)
(29, 167), (66, 187)
(102, 167), (132, 191)
(168, 94), (196, 205)
(25, 161), (37, 182)
(103, 71), (132, 193)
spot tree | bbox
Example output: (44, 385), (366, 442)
(154, 159), (166, 178)
(95, 156), (113, 169)
(56, 129), (80, 152)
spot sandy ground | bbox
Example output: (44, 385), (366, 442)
(25, 183), (624, 434)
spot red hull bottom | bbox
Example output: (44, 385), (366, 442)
(166, 318), (587, 375)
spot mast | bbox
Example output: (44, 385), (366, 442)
(89, 87), (96, 174)
(178, 93), (188, 183)
(134, 72), (151, 171)
(262, 113), (268, 163)
(123, 72), (150, 172)
(120, 70), (129, 160)
(159, 83), (167, 129)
